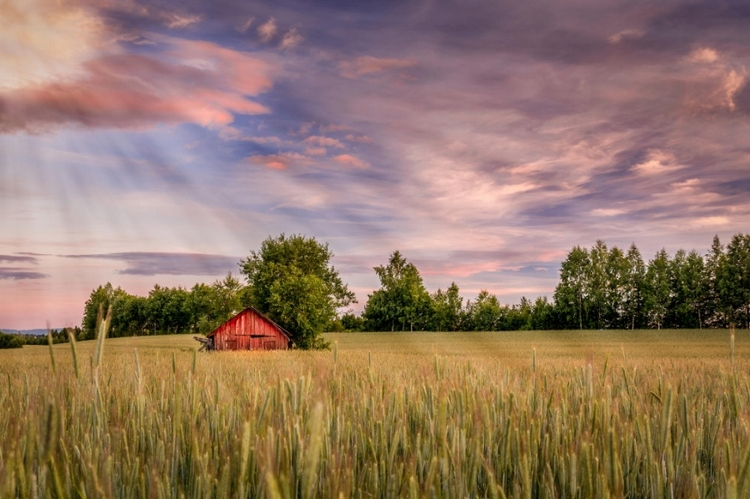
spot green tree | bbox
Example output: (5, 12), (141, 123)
(465, 290), (502, 331)
(147, 285), (191, 335)
(643, 249), (671, 329)
(554, 246), (590, 329)
(340, 312), (365, 332)
(81, 283), (131, 339)
(670, 249), (707, 328)
(363, 251), (431, 331)
(722, 233), (750, 328)
(530, 296), (555, 330)
(239, 234), (355, 349)
(587, 240), (609, 328)
(430, 282), (465, 331)
(704, 236), (727, 327)
(0, 332), (23, 349)
(604, 245), (629, 328)
(623, 244), (645, 329)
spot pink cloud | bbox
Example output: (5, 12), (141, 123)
(0, 39), (274, 133)
(280, 27), (303, 50)
(257, 18), (278, 43)
(248, 153), (312, 170)
(333, 154), (368, 169)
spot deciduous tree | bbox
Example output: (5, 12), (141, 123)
(239, 234), (355, 349)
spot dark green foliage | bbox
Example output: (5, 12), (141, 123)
(81, 274), (246, 339)
(0, 327), (78, 348)
(644, 249), (671, 329)
(340, 313), (365, 332)
(239, 234), (355, 349)
(429, 283), (464, 331)
(722, 233), (750, 328)
(0, 332), (23, 349)
(355, 232), (750, 331)
(553, 246), (590, 329)
(363, 251), (432, 331)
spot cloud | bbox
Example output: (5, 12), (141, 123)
(247, 153), (312, 170)
(304, 147), (327, 156)
(607, 29), (644, 44)
(304, 135), (345, 148)
(591, 208), (628, 217)
(0, 254), (39, 264)
(0, 0), (103, 91)
(280, 27), (303, 50)
(680, 47), (748, 113)
(0, 38), (274, 133)
(689, 47), (720, 64)
(722, 70), (746, 112)
(632, 150), (683, 176)
(0, 254), (45, 280)
(237, 17), (254, 33)
(333, 154), (369, 169)
(339, 56), (417, 78)
(65, 252), (238, 276)
(688, 216), (730, 229)
(0, 268), (48, 280)
(344, 134), (373, 143)
(257, 17), (278, 43)
(91, 0), (203, 29)
(163, 13), (202, 29)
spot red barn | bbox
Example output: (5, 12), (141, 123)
(203, 308), (292, 351)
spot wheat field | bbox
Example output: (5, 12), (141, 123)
(0, 330), (749, 498)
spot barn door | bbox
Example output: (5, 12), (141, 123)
(264, 340), (276, 350)
(226, 339), (237, 350)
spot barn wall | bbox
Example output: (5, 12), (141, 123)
(209, 309), (290, 351)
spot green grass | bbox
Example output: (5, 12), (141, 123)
(1, 330), (749, 497)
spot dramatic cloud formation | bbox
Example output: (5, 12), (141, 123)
(2, 0), (750, 327)
(0, 38), (275, 132)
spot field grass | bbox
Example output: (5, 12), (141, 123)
(1, 329), (749, 498)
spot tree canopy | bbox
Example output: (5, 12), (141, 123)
(239, 234), (355, 349)
(78, 232), (750, 339)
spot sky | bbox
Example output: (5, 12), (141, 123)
(1, 0), (749, 329)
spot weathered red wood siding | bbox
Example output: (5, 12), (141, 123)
(209, 308), (290, 351)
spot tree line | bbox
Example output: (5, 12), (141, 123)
(78, 233), (750, 349)
(0, 328), (81, 349)
(80, 235), (354, 349)
(80, 274), (248, 340)
(340, 251), (555, 332)
(352, 233), (750, 331)
(553, 234), (750, 330)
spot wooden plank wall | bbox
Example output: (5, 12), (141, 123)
(211, 309), (290, 351)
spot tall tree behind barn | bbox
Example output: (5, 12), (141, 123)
(196, 308), (292, 351)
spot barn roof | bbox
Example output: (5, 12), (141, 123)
(206, 307), (293, 342)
